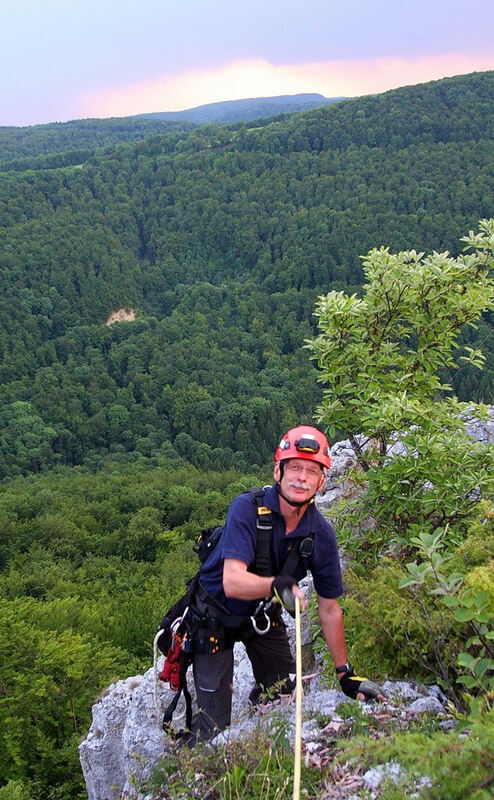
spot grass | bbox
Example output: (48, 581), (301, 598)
(140, 701), (494, 800)
(149, 721), (328, 800)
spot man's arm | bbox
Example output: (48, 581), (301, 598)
(223, 558), (273, 600)
(318, 594), (387, 702)
(317, 595), (348, 668)
(223, 558), (306, 607)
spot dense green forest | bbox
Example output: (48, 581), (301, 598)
(0, 461), (266, 799)
(0, 117), (196, 171)
(0, 72), (493, 799)
(0, 94), (340, 171)
(0, 71), (493, 481)
(1, 225), (492, 800)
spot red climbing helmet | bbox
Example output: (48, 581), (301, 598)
(274, 425), (331, 470)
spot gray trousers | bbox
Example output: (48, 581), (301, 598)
(192, 618), (296, 740)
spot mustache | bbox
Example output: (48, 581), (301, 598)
(287, 480), (310, 490)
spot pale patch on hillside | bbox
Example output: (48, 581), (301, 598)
(105, 309), (137, 326)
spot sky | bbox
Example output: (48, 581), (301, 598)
(1, 0), (493, 127)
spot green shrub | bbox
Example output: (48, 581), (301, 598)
(334, 707), (494, 800)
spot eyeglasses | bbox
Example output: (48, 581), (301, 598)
(284, 463), (322, 479)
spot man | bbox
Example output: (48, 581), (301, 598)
(192, 425), (385, 739)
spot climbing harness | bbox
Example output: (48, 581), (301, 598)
(154, 486), (315, 733)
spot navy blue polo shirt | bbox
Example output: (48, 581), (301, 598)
(199, 484), (343, 618)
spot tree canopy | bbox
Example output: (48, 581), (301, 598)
(0, 71), (493, 478)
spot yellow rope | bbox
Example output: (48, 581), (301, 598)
(293, 596), (302, 800)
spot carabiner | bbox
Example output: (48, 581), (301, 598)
(171, 607), (188, 634)
(251, 610), (271, 635)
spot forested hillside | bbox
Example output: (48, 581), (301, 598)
(0, 117), (195, 171)
(1, 72), (493, 800)
(0, 93), (340, 171)
(0, 71), (493, 481)
(137, 92), (343, 123)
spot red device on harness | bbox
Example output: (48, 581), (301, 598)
(159, 632), (184, 692)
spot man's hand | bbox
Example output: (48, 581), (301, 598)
(339, 668), (387, 702)
(271, 575), (306, 613)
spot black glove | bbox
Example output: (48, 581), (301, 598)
(339, 668), (386, 701)
(271, 575), (298, 614)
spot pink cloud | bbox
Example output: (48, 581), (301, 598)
(82, 53), (494, 118)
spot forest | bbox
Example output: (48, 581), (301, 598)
(0, 71), (493, 799)
(0, 71), (493, 482)
(0, 94), (340, 171)
(0, 117), (193, 170)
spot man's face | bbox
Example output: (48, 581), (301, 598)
(274, 457), (326, 504)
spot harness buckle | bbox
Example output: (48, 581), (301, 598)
(299, 537), (313, 559)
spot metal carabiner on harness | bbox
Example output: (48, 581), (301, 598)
(171, 607), (188, 634)
(250, 599), (271, 635)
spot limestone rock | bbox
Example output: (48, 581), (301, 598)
(80, 652), (451, 799)
(465, 406), (494, 444)
(79, 644), (257, 800)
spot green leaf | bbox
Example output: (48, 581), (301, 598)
(447, 573), (464, 591)
(442, 595), (459, 608)
(457, 652), (475, 668)
(398, 577), (419, 589)
(457, 675), (477, 689)
(473, 658), (494, 679)
(473, 591), (490, 609)
(455, 608), (475, 622)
